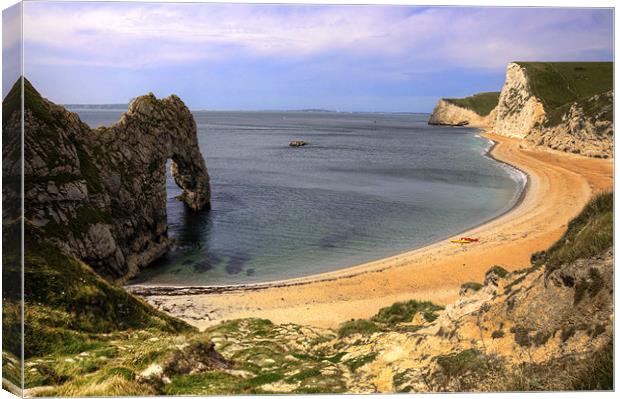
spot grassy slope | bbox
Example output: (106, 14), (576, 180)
(11, 188), (613, 395)
(538, 191), (613, 273)
(516, 62), (613, 127)
(2, 222), (193, 359)
(517, 62), (612, 110)
(444, 92), (500, 116)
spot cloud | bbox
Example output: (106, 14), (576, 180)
(22, 3), (613, 70)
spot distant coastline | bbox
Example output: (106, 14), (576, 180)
(64, 103), (129, 110)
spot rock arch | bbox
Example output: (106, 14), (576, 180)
(20, 79), (211, 282)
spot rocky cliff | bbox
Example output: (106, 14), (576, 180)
(526, 90), (613, 157)
(493, 62), (613, 157)
(428, 92), (499, 128)
(428, 99), (495, 128)
(4, 79), (211, 282)
(492, 63), (546, 138)
(429, 62), (613, 158)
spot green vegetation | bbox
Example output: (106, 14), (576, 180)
(545, 88), (613, 128)
(337, 300), (443, 337)
(444, 92), (500, 116)
(338, 319), (381, 338)
(574, 268), (604, 304)
(344, 353), (377, 372)
(544, 192), (613, 274)
(460, 282), (483, 292)
(510, 326), (533, 347)
(371, 300), (443, 325)
(2, 77), (22, 125)
(491, 330), (505, 339)
(517, 62), (612, 111)
(434, 349), (501, 391)
(486, 265), (509, 278)
(516, 62), (613, 128)
(492, 339), (613, 391)
(2, 221), (192, 360)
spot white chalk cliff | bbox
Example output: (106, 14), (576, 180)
(428, 62), (613, 158)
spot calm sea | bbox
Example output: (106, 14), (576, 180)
(75, 110), (525, 286)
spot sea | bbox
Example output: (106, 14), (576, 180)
(74, 110), (526, 286)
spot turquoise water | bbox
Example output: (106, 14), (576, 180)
(76, 110), (525, 286)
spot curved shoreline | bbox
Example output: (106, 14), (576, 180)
(126, 132), (529, 296)
(132, 134), (612, 329)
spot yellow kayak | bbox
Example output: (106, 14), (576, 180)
(451, 239), (472, 244)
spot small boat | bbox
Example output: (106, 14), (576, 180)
(451, 239), (472, 244)
(460, 237), (479, 242)
(289, 140), (308, 147)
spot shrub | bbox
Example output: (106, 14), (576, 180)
(337, 319), (381, 338)
(511, 326), (532, 347)
(486, 265), (509, 279)
(460, 282), (483, 293)
(371, 300), (443, 325)
(491, 330), (505, 339)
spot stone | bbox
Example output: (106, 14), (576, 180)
(9, 79), (211, 282)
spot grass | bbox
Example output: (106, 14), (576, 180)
(164, 371), (243, 395)
(544, 192), (613, 274)
(2, 220), (193, 360)
(337, 300), (444, 337)
(344, 353), (377, 372)
(337, 319), (381, 338)
(545, 88), (613, 127)
(371, 300), (443, 325)
(2, 77), (22, 125)
(491, 330), (505, 339)
(511, 326), (533, 347)
(444, 92), (500, 116)
(517, 62), (612, 112)
(486, 265), (509, 278)
(460, 282), (483, 292)
(434, 349), (501, 391)
(490, 339), (613, 391)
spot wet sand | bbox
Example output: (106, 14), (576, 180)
(131, 133), (613, 329)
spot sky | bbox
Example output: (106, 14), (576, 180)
(3, 2), (614, 112)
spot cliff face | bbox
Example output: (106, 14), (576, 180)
(429, 62), (613, 158)
(428, 99), (495, 128)
(492, 63), (546, 138)
(492, 62), (613, 157)
(7, 79), (211, 282)
(336, 249), (613, 392)
(526, 90), (613, 157)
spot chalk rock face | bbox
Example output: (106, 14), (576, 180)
(526, 91), (613, 158)
(428, 99), (495, 128)
(15, 79), (210, 282)
(493, 63), (546, 139)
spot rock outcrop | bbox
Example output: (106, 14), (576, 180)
(429, 62), (613, 158)
(6, 79), (211, 282)
(492, 63), (546, 138)
(526, 90), (613, 157)
(428, 99), (495, 128)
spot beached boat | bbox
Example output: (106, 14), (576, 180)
(450, 239), (472, 244)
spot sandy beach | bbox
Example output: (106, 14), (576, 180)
(132, 133), (613, 329)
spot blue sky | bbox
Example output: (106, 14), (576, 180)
(5, 2), (614, 112)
